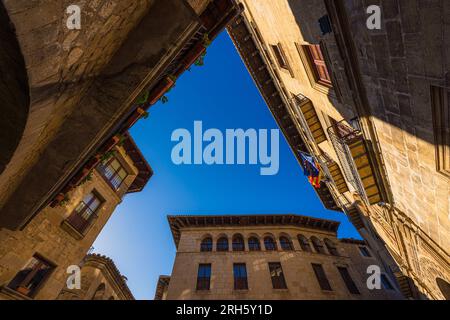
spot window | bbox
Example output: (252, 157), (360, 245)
(264, 236), (277, 251)
(98, 157), (128, 190)
(311, 263), (332, 291)
(248, 237), (261, 251)
(8, 254), (55, 297)
(196, 264), (211, 290)
(233, 263), (248, 290)
(279, 236), (294, 251)
(337, 267), (360, 294)
(431, 86), (450, 177)
(271, 43), (288, 69)
(268, 262), (287, 289)
(311, 237), (327, 254)
(66, 191), (103, 234)
(302, 44), (332, 87)
(200, 237), (213, 252)
(232, 234), (245, 251)
(381, 274), (394, 290)
(298, 234), (312, 252)
(216, 237), (229, 252)
(270, 43), (293, 76)
(359, 246), (372, 257)
(324, 238), (339, 256)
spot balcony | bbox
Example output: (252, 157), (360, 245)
(317, 153), (349, 194)
(327, 120), (383, 205)
(291, 94), (327, 145)
(61, 203), (98, 239)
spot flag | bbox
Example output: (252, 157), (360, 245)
(299, 151), (322, 188)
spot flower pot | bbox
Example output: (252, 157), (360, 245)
(181, 43), (206, 70)
(123, 107), (146, 130)
(16, 286), (31, 296)
(148, 77), (175, 105)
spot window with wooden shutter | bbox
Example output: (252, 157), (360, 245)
(305, 44), (332, 87)
(311, 263), (332, 291)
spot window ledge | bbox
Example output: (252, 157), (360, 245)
(0, 286), (33, 300)
(60, 220), (85, 240)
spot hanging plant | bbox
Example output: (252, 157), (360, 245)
(78, 170), (94, 186)
(194, 51), (207, 66)
(59, 194), (71, 207)
(141, 110), (149, 119)
(160, 96), (169, 104)
(136, 90), (150, 105)
(202, 33), (211, 47)
(101, 149), (116, 162)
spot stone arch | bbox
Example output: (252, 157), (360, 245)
(0, 2), (30, 176)
(91, 283), (106, 300)
(279, 233), (294, 251)
(200, 234), (213, 252)
(436, 278), (450, 300)
(216, 234), (229, 252)
(232, 233), (245, 251)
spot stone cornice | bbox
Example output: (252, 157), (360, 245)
(168, 214), (340, 248)
(84, 254), (134, 300)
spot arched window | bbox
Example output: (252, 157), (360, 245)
(297, 234), (312, 252)
(217, 236), (229, 251)
(200, 237), (213, 252)
(279, 236), (294, 251)
(232, 234), (245, 251)
(311, 236), (326, 254)
(91, 283), (106, 300)
(264, 236), (277, 251)
(324, 238), (339, 256)
(248, 237), (261, 251)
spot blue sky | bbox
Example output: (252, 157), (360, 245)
(92, 31), (360, 300)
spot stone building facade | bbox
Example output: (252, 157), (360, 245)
(226, 0), (450, 299)
(0, 134), (151, 300)
(57, 254), (134, 300)
(160, 214), (404, 300)
(0, 0), (241, 231)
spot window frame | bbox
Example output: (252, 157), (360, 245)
(296, 42), (335, 95)
(359, 246), (372, 257)
(232, 234), (245, 252)
(65, 190), (104, 236)
(264, 236), (277, 251)
(98, 156), (130, 191)
(337, 266), (360, 294)
(216, 237), (229, 252)
(268, 262), (288, 290)
(7, 254), (56, 298)
(248, 237), (261, 251)
(311, 263), (332, 291)
(196, 264), (212, 291)
(200, 237), (213, 252)
(270, 43), (294, 77)
(233, 263), (249, 290)
(279, 236), (294, 251)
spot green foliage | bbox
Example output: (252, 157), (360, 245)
(59, 194), (70, 207)
(136, 90), (150, 105)
(160, 96), (169, 104)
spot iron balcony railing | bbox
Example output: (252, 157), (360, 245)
(66, 203), (98, 235)
(327, 120), (370, 204)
